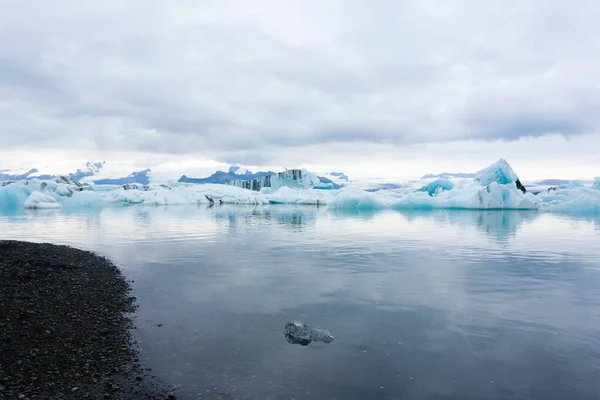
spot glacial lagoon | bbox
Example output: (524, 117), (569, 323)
(1, 206), (599, 399)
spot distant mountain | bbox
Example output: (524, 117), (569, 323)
(364, 183), (409, 192)
(0, 161), (105, 182)
(328, 172), (349, 181)
(178, 166), (275, 184)
(70, 161), (105, 181)
(420, 172), (476, 179)
(0, 168), (40, 181)
(535, 179), (571, 186)
(94, 169), (151, 185)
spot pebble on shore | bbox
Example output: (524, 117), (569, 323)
(0, 240), (173, 399)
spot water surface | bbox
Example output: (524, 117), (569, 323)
(1, 206), (600, 399)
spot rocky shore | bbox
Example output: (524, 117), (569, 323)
(0, 240), (173, 399)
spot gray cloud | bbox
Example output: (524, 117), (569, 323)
(0, 0), (599, 165)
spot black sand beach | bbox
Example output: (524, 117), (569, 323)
(0, 240), (173, 399)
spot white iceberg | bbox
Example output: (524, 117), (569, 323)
(54, 183), (75, 197)
(24, 191), (62, 209)
(393, 182), (539, 210)
(416, 178), (455, 196)
(537, 187), (600, 214)
(474, 158), (527, 193)
(0, 159), (598, 214)
(226, 169), (322, 191)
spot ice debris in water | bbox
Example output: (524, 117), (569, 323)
(284, 320), (334, 346)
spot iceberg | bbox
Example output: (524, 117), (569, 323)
(329, 188), (392, 210)
(314, 176), (344, 189)
(226, 169), (322, 191)
(24, 192), (61, 209)
(54, 183), (75, 197)
(474, 158), (527, 193)
(0, 158), (598, 214)
(417, 178), (455, 196)
(392, 182), (539, 210)
(537, 187), (600, 214)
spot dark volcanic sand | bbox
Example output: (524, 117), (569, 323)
(0, 240), (174, 399)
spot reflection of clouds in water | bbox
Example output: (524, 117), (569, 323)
(71, 208), (596, 334)
(1, 206), (600, 398)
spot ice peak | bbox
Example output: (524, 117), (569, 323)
(475, 158), (526, 193)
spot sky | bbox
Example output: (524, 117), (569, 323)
(0, 0), (599, 181)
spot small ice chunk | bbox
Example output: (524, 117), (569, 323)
(284, 320), (334, 346)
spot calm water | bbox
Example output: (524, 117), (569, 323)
(1, 206), (600, 400)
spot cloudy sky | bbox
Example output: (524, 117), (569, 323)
(0, 0), (599, 180)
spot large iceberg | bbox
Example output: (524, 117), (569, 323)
(392, 182), (539, 210)
(226, 169), (322, 191)
(0, 159), (598, 214)
(537, 186), (600, 213)
(593, 178), (600, 191)
(474, 158), (527, 193)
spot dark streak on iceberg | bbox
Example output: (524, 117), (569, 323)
(475, 158), (527, 194)
(226, 169), (322, 191)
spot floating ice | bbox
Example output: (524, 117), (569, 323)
(24, 191), (62, 209)
(284, 321), (334, 346)
(417, 178), (455, 196)
(54, 183), (75, 197)
(329, 188), (392, 210)
(394, 182), (540, 210)
(569, 180), (584, 188)
(474, 158), (527, 193)
(0, 159), (598, 214)
(537, 187), (600, 214)
(227, 169), (322, 191)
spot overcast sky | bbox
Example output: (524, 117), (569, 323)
(0, 0), (599, 180)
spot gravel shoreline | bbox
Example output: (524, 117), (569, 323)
(0, 240), (174, 399)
